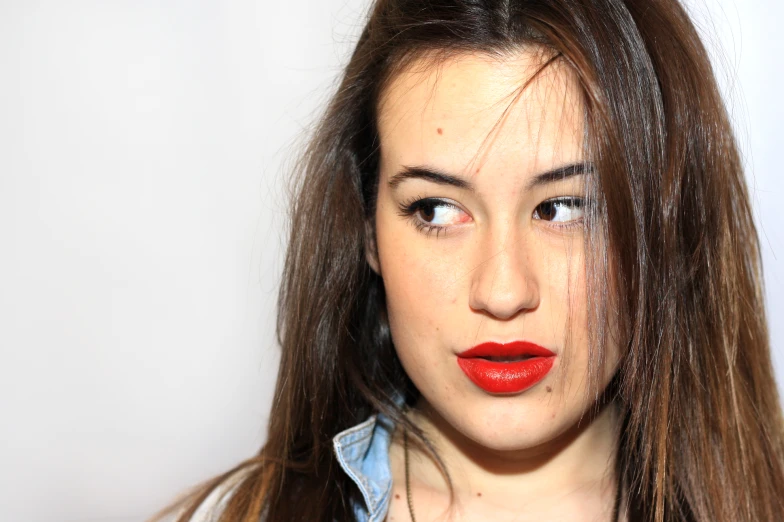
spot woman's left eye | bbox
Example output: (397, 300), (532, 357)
(533, 197), (585, 225)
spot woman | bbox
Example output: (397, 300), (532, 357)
(155, 0), (784, 520)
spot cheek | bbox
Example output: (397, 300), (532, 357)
(374, 210), (464, 350)
(540, 241), (589, 339)
(379, 243), (459, 333)
(565, 250), (589, 337)
(556, 242), (621, 387)
(540, 243), (613, 396)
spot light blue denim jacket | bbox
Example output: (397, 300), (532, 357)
(332, 413), (396, 522)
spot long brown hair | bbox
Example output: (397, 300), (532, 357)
(153, 1), (784, 520)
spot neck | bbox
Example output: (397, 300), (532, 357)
(399, 399), (621, 518)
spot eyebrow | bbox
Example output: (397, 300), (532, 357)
(388, 166), (473, 190)
(525, 162), (594, 190)
(387, 162), (594, 191)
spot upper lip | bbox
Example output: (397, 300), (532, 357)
(457, 341), (556, 358)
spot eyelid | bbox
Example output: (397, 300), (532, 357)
(398, 196), (468, 217)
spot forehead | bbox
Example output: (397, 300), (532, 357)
(377, 51), (585, 181)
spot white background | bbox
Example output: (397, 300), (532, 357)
(0, 1), (780, 521)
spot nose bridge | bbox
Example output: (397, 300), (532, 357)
(469, 223), (539, 319)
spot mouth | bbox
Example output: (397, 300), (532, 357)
(476, 354), (536, 362)
(456, 341), (555, 394)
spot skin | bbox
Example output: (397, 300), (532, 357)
(369, 50), (623, 521)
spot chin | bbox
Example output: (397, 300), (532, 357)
(422, 389), (587, 454)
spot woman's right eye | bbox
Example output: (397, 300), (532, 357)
(398, 198), (470, 236)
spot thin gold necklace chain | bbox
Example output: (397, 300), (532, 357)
(403, 429), (417, 522)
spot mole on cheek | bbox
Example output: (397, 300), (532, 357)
(437, 127), (443, 135)
(546, 386), (552, 393)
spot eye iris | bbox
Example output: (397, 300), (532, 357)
(420, 202), (436, 222)
(537, 201), (556, 221)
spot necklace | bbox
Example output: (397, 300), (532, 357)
(403, 429), (417, 522)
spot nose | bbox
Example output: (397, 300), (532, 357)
(468, 231), (540, 320)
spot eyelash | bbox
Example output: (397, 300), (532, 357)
(397, 196), (587, 237)
(396, 197), (458, 237)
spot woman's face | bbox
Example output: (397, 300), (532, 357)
(372, 51), (619, 451)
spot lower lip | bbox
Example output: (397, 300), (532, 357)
(457, 354), (555, 394)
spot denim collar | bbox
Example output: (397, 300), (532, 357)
(332, 413), (395, 522)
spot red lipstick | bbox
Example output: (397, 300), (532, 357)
(457, 341), (555, 394)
